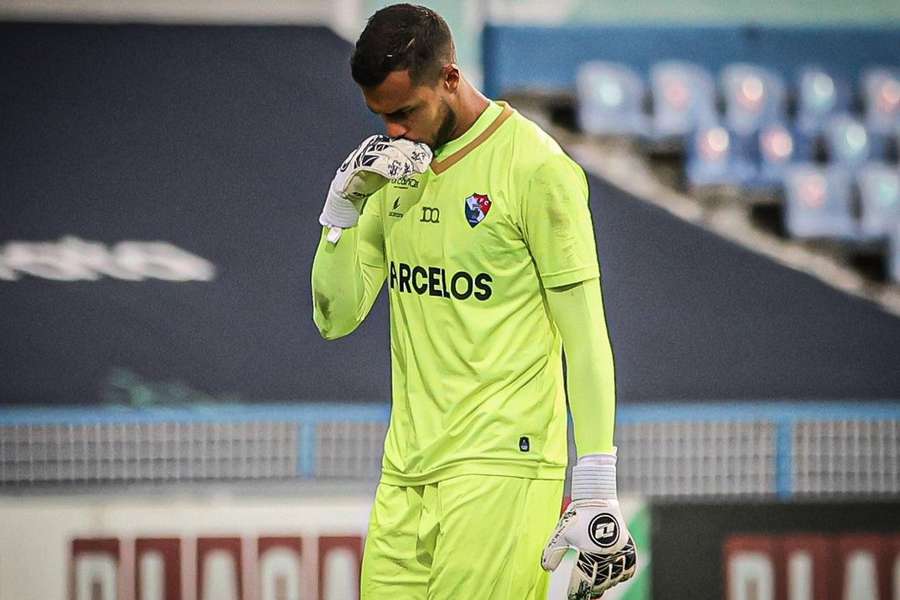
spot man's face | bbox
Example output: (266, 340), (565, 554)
(362, 68), (457, 150)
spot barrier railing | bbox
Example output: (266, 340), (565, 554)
(1, 402), (897, 498)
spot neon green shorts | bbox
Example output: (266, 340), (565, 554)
(360, 474), (564, 600)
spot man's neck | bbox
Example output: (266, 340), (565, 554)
(447, 78), (490, 141)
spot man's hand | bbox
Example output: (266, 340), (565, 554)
(319, 135), (432, 243)
(541, 452), (637, 599)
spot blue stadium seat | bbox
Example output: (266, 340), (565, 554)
(861, 68), (900, 160)
(857, 163), (900, 239)
(783, 165), (856, 239)
(686, 125), (754, 187)
(824, 114), (872, 172)
(752, 123), (797, 189)
(796, 67), (849, 135)
(861, 67), (900, 137)
(794, 67), (850, 160)
(650, 60), (717, 141)
(576, 61), (649, 137)
(720, 64), (787, 138)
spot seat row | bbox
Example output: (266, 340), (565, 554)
(576, 60), (900, 283)
(577, 60), (899, 142)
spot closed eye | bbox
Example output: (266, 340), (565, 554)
(386, 105), (416, 120)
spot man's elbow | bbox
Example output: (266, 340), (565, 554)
(313, 311), (358, 341)
(314, 314), (348, 341)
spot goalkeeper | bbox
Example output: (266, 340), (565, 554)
(311, 4), (636, 599)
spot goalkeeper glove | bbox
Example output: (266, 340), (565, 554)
(320, 135), (432, 243)
(541, 450), (637, 599)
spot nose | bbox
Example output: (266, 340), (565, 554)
(385, 122), (408, 139)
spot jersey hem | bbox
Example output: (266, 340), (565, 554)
(379, 460), (567, 486)
(540, 265), (600, 289)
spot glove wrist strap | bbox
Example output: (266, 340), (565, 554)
(319, 184), (361, 229)
(571, 450), (618, 501)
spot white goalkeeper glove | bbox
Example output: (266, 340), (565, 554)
(541, 450), (637, 600)
(319, 134), (432, 243)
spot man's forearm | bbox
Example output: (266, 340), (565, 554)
(544, 278), (616, 455)
(311, 226), (384, 340)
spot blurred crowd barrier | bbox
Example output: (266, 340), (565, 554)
(3, 402), (897, 499)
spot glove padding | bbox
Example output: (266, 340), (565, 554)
(542, 498), (637, 599)
(320, 135), (432, 240)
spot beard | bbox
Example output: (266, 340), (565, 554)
(431, 98), (458, 150)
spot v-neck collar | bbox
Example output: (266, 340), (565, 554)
(429, 101), (513, 175)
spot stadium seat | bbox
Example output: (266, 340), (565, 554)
(796, 67), (849, 135)
(686, 125), (754, 187)
(783, 164), (856, 239)
(720, 64), (787, 138)
(861, 67), (900, 136)
(794, 67), (849, 160)
(824, 114), (872, 172)
(650, 60), (717, 141)
(752, 123), (797, 189)
(576, 61), (649, 137)
(857, 163), (900, 239)
(861, 68), (900, 160)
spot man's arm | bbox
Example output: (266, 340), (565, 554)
(544, 277), (615, 455)
(521, 152), (636, 598)
(311, 212), (386, 340)
(311, 135), (431, 340)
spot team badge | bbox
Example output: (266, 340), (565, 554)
(464, 193), (492, 228)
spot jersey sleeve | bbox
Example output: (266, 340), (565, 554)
(311, 190), (386, 340)
(519, 154), (600, 289)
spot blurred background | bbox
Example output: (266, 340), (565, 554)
(0, 1), (898, 599)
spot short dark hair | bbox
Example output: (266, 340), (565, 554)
(351, 3), (455, 88)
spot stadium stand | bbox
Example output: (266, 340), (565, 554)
(487, 24), (900, 288)
(2, 21), (899, 407)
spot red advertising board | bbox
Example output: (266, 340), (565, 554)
(724, 533), (899, 600)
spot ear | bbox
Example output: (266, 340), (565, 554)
(442, 64), (460, 93)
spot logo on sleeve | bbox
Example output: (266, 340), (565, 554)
(464, 193), (492, 228)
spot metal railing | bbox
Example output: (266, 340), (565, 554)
(1, 402), (897, 498)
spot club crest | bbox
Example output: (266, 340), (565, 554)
(464, 193), (492, 228)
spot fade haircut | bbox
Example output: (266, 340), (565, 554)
(351, 3), (455, 88)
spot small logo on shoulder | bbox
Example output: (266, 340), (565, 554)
(389, 197), (404, 219)
(518, 436), (530, 452)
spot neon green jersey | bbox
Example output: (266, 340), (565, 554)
(315, 101), (601, 485)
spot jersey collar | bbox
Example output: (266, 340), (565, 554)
(430, 101), (514, 175)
